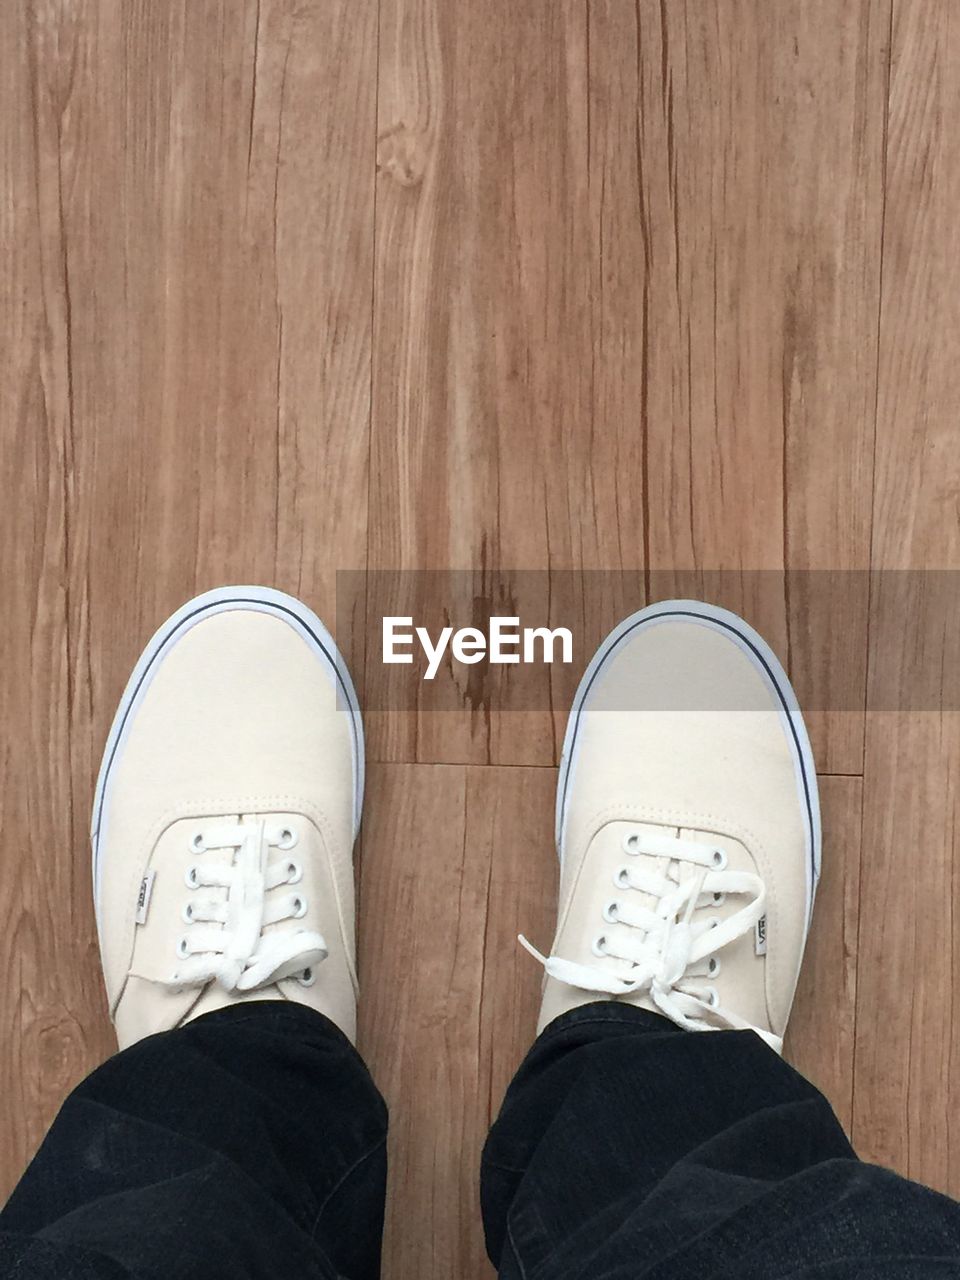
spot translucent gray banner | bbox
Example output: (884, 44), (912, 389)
(334, 570), (960, 711)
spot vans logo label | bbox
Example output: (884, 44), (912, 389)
(135, 871), (157, 925)
(754, 914), (768, 956)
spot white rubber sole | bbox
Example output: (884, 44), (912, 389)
(90, 586), (365, 929)
(555, 599), (821, 932)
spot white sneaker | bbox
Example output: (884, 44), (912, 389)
(522, 600), (820, 1052)
(91, 587), (363, 1050)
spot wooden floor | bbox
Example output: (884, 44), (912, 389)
(3, 0), (960, 1272)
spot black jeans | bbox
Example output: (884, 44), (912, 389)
(2, 1001), (959, 1278)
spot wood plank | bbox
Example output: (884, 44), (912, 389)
(475, 766), (558, 1132)
(368, 0), (620, 767)
(358, 761), (555, 1280)
(0, 0), (377, 1196)
(590, 0), (888, 774)
(60, 0), (376, 753)
(784, 776), (863, 1135)
(854, 0), (960, 1196)
(357, 763), (494, 1280)
(0, 0), (114, 1201)
(856, 711), (960, 1191)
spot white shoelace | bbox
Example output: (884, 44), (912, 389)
(521, 832), (780, 1050)
(164, 819), (327, 993)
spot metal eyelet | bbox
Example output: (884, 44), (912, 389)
(185, 866), (200, 889)
(286, 860), (303, 885)
(277, 826), (297, 851)
(622, 832), (642, 856)
(297, 967), (317, 987)
(591, 935), (608, 957)
(190, 833), (206, 854)
(614, 867), (631, 889)
(291, 895), (307, 919)
(706, 986), (720, 1008)
(182, 903), (195, 924)
(711, 848), (728, 870)
(176, 936), (191, 959)
(712, 891), (726, 906)
(707, 956), (721, 978)
(602, 900), (620, 924)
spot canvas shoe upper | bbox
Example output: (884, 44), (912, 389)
(524, 600), (820, 1052)
(91, 587), (363, 1050)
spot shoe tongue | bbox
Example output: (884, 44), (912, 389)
(621, 819), (687, 900)
(128, 835), (236, 984)
(122, 812), (296, 1007)
(600, 820), (718, 976)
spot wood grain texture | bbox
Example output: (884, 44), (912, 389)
(0, 0), (115, 1181)
(1, 0), (376, 1199)
(853, 0), (960, 1195)
(359, 764), (482, 1280)
(591, 0), (888, 775)
(368, 1), (653, 767)
(4, 0), (960, 1256)
(58, 0), (376, 740)
(474, 765), (558, 1130)
(855, 713), (960, 1190)
(783, 777), (863, 1135)
(368, 0), (887, 773)
(357, 762), (555, 1280)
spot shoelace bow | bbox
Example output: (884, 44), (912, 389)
(521, 832), (781, 1051)
(165, 819), (327, 993)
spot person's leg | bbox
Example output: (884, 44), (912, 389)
(482, 601), (960, 1278)
(1, 588), (380, 1278)
(0, 1002), (386, 1279)
(482, 1003), (960, 1278)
